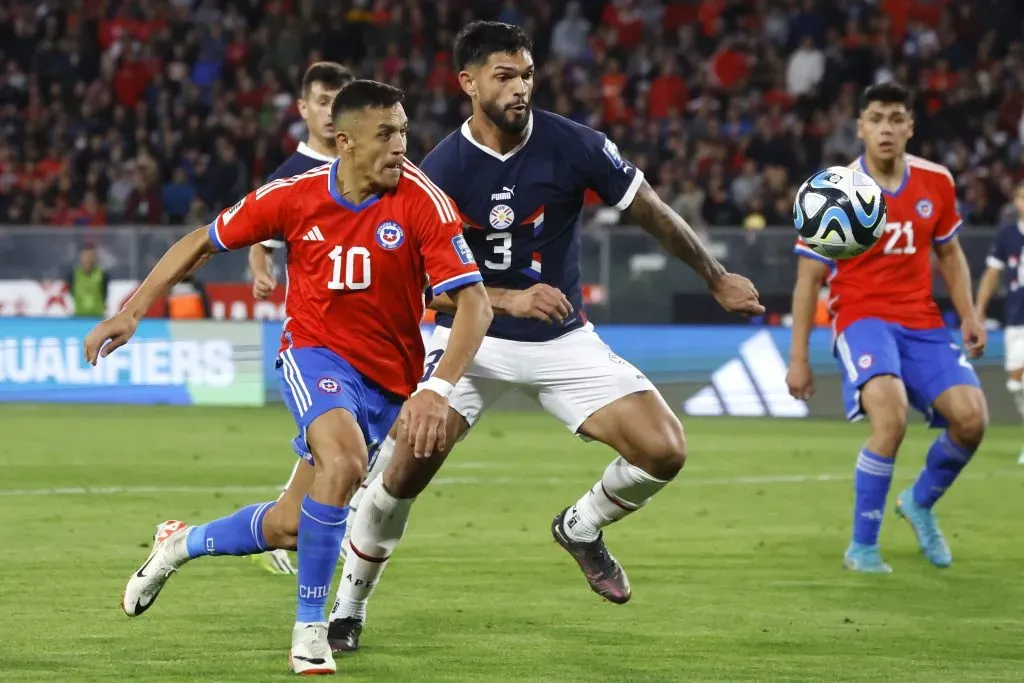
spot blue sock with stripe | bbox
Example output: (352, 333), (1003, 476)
(296, 495), (349, 623)
(912, 431), (974, 509)
(852, 449), (894, 546)
(185, 501), (274, 558)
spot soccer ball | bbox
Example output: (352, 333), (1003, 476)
(793, 166), (887, 259)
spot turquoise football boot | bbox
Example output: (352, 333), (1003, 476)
(895, 487), (952, 568)
(843, 542), (893, 573)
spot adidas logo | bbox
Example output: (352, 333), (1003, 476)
(302, 226), (325, 241)
(683, 331), (809, 418)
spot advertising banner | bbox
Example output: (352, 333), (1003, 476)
(259, 323), (1016, 423)
(0, 318), (264, 406)
(0, 279), (162, 317)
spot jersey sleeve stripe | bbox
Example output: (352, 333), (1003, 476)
(402, 162), (457, 223)
(431, 271), (483, 297)
(986, 255), (1006, 270)
(207, 221), (228, 252)
(933, 220), (962, 244)
(404, 161), (459, 219)
(403, 169), (456, 223)
(793, 243), (836, 266)
(613, 168), (646, 211)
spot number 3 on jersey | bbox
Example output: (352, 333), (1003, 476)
(485, 233), (512, 270)
(327, 245), (371, 290)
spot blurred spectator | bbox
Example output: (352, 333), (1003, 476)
(66, 245), (109, 317)
(551, 2), (591, 61)
(162, 168), (197, 224)
(787, 36), (825, 98)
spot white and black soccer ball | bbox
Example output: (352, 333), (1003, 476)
(793, 166), (887, 259)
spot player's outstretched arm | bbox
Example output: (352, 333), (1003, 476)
(84, 226), (218, 364)
(786, 257), (829, 400)
(248, 244), (277, 300)
(428, 283), (572, 323)
(625, 180), (764, 316)
(935, 236), (986, 357)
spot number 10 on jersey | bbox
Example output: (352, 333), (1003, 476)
(327, 246), (371, 290)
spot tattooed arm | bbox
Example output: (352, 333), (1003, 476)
(624, 180), (764, 316)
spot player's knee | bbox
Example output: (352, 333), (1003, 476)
(627, 418), (687, 480)
(948, 402), (988, 448)
(262, 504), (299, 550)
(315, 447), (368, 501)
(862, 376), (908, 447)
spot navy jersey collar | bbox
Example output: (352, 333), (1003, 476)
(460, 112), (534, 162)
(297, 140), (337, 163)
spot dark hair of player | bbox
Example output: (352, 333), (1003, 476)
(858, 82), (911, 113)
(301, 62), (354, 99)
(453, 21), (533, 71)
(330, 80), (405, 121)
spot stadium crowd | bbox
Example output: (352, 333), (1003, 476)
(1, 0), (1024, 230)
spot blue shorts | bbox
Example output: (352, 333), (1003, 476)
(834, 318), (980, 427)
(276, 347), (403, 467)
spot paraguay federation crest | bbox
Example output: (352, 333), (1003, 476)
(489, 204), (515, 230)
(375, 220), (404, 250)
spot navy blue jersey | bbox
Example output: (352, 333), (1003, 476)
(986, 220), (1024, 326)
(262, 141), (336, 248)
(421, 109), (644, 341)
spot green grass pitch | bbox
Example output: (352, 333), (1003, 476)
(1, 405), (1023, 681)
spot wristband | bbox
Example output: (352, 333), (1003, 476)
(414, 376), (454, 399)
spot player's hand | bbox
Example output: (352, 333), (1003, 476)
(252, 272), (277, 300)
(83, 311), (139, 366)
(710, 273), (765, 317)
(961, 315), (987, 359)
(786, 359), (815, 401)
(507, 284), (573, 323)
(399, 389), (449, 459)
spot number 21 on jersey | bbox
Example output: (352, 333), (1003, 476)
(326, 246), (371, 290)
(882, 221), (916, 255)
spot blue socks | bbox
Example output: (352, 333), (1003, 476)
(853, 449), (894, 546)
(186, 501), (274, 558)
(912, 431), (974, 509)
(296, 495), (349, 624)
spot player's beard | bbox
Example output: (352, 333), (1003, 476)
(481, 99), (530, 135)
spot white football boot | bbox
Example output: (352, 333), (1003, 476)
(121, 520), (191, 617)
(289, 623), (337, 675)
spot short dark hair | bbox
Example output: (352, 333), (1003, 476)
(330, 80), (405, 121)
(859, 82), (911, 113)
(453, 21), (533, 71)
(301, 62), (354, 98)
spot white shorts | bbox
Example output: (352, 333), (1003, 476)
(425, 323), (656, 434)
(1006, 326), (1024, 371)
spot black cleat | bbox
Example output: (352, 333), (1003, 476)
(551, 508), (631, 604)
(327, 617), (363, 653)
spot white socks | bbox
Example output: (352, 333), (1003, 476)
(331, 476), (413, 623)
(340, 435), (396, 555)
(1008, 379), (1024, 419)
(564, 457), (670, 543)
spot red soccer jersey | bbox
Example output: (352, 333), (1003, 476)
(208, 159), (482, 397)
(795, 154), (963, 336)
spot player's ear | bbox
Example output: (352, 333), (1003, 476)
(297, 98), (309, 121)
(458, 71), (476, 100)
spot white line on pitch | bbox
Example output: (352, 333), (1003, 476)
(0, 469), (1019, 498)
